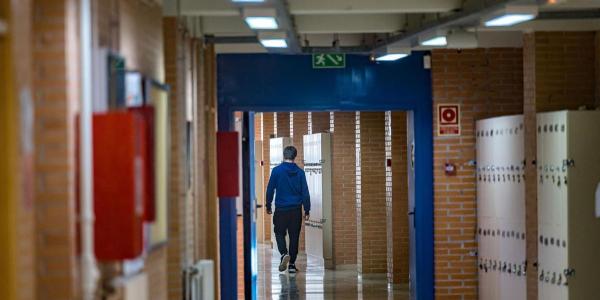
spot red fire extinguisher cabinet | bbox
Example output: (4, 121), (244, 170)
(93, 112), (145, 261)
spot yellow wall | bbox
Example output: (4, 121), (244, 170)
(0, 0), (19, 298)
(1, 1), (35, 299)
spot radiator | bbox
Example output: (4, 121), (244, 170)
(184, 260), (215, 300)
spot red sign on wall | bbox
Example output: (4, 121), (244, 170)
(438, 104), (460, 136)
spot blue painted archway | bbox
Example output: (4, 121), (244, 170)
(217, 52), (434, 300)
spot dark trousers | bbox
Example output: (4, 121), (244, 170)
(273, 207), (302, 263)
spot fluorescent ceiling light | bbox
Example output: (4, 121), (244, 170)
(258, 31), (287, 49)
(245, 17), (278, 30)
(485, 14), (535, 27)
(260, 39), (287, 48)
(375, 54), (409, 62)
(420, 36), (447, 47)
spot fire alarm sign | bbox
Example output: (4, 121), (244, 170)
(438, 104), (460, 136)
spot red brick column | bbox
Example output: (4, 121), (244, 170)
(431, 48), (524, 298)
(522, 32), (596, 300)
(359, 112), (387, 274)
(33, 0), (80, 298)
(331, 112), (357, 267)
(392, 111), (409, 284)
(311, 112), (330, 133)
(276, 112), (290, 137)
(163, 17), (184, 300)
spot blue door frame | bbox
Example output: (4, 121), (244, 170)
(217, 53), (434, 300)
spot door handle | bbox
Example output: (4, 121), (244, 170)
(408, 210), (416, 228)
(256, 204), (263, 209)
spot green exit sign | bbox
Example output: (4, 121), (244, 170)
(312, 53), (346, 69)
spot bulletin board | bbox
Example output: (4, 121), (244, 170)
(146, 80), (170, 248)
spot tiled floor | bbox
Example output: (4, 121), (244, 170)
(257, 244), (410, 299)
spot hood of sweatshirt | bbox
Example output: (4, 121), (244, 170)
(281, 162), (302, 194)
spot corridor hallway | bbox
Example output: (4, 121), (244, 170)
(257, 245), (409, 300)
(6, 1), (600, 299)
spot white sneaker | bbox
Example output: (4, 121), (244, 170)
(288, 264), (298, 274)
(279, 254), (290, 272)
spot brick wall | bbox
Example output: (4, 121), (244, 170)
(117, 3), (169, 298)
(203, 43), (220, 298)
(276, 112), (290, 137)
(431, 48), (524, 299)
(163, 17), (184, 300)
(311, 112), (330, 133)
(392, 111), (409, 284)
(255, 112), (263, 141)
(359, 112), (388, 274)
(292, 112), (308, 168)
(119, 0), (164, 80)
(522, 31), (597, 300)
(530, 32), (596, 112)
(145, 247), (168, 300)
(33, 0), (81, 298)
(331, 112), (358, 267)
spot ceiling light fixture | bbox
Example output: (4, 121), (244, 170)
(376, 54), (409, 61)
(243, 8), (279, 30)
(245, 17), (278, 30)
(260, 39), (288, 48)
(485, 14), (535, 26)
(375, 46), (411, 62)
(483, 5), (538, 27)
(258, 32), (288, 48)
(420, 36), (447, 47)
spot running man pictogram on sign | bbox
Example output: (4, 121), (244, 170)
(312, 53), (345, 69)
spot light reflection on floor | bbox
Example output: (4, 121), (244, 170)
(257, 244), (409, 299)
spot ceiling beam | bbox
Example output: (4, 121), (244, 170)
(163, 0), (238, 16)
(295, 14), (405, 34)
(370, 0), (520, 52)
(164, 0), (463, 16)
(202, 16), (252, 35)
(272, 0), (302, 53)
(290, 0), (462, 15)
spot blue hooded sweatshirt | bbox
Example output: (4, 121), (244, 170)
(266, 162), (310, 213)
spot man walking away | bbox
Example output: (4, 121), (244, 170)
(266, 146), (310, 274)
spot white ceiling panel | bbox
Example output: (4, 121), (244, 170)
(296, 14), (405, 34)
(202, 16), (253, 34)
(216, 43), (268, 53)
